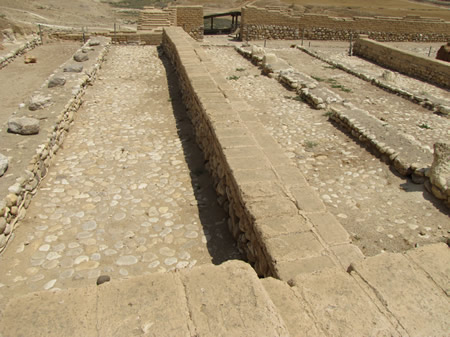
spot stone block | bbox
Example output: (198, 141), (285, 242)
(330, 243), (365, 269)
(222, 146), (262, 159)
(0, 286), (98, 337)
(293, 268), (401, 336)
(48, 75), (66, 88)
(73, 51), (89, 62)
(246, 196), (298, 221)
(262, 277), (324, 337)
(351, 252), (450, 336)
(238, 181), (285, 202)
(228, 155), (271, 171)
(307, 212), (350, 246)
(29, 94), (52, 111)
(255, 214), (311, 240)
(266, 231), (325, 263)
(98, 273), (193, 336)
(8, 117), (40, 135)
(262, 149), (292, 167)
(290, 186), (326, 213)
(63, 64), (83, 73)
(406, 243), (450, 296)
(0, 153), (8, 177)
(275, 165), (308, 187)
(274, 255), (336, 281)
(181, 260), (290, 337)
(220, 135), (258, 149)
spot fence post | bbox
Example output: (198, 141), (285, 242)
(349, 32), (353, 56)
(38, 24), (43, 44)
(428, 46), (432, 57)
(301, 28), (304, 46)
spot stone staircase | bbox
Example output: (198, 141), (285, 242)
(1, 243), (448, 336)
(138, 7), (176, 31)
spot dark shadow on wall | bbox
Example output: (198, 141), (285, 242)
(158, 47), (244, 265)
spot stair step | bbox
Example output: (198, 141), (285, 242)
(350, 248), (450, 336)
(0, 260), (290, 336)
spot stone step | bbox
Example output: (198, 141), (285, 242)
(263, 243), (450, 337)
(0, 260), (290, 337)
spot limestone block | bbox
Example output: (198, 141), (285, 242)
(307, 212), (350, 246)
(48, 75), (66, 88)
(294, 268), (402, 336)
(74, 51), (89, 62)
(64, 64), (84, 73)
(181, 260), (290, 337)
(8, 117), (40, 135)
(0, 286), (98, 337)
(29, 94), (52, 111)
(0, 153), (8, 177)
(98, 273), (193, 336)
(429, 142), (449, 195)
(406, 243), (450, 296)
(88, 39), (101, 46)
(351, 252), (450, 336)
(262, 277), (324, 337)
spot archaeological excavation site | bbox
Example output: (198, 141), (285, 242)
(0, 0), (448, 335)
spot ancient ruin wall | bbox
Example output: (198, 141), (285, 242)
(353, 37), (450, 89)
(176, 6), (204, 40)
(161, 27), (359, 281)
(241, 5), (450, 42)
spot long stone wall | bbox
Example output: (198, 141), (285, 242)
(161, 27), (362, 281)
(241, 5), (450, 42)
(353, 37), (450, 89)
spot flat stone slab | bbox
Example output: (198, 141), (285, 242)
(7, 116), (40, 135)
(406, 243), (450, 295)
(181, 260), (290, 337)
(294, 268), (402, 336)
(351, 252), (450, 336)
(98, 272), (193, 336)
(262, 277), (324, 337)
(0, 261), (289, 336)
(0, 286), (98, 337)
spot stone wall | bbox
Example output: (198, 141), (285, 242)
(0, 39), (110, 253)
(241, 5), (450, 42)
(176, 6), (204, 40)
(161, 27), (362, 281)
(353, 37), (450, 89)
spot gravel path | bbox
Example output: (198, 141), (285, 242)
(0, 46), (240, 305)
(202, 45), (449, 257)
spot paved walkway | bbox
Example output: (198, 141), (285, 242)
(0, 46), (240, 307)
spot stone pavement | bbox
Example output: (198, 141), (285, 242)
(202, 45), (449, 257)
(0, 45), (240, 308)
(1, 243), (448, 336)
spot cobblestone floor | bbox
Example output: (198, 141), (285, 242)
(203, 45), (449, 257)
(0, 46), (240, 306)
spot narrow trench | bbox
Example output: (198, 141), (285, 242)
(158, 49), (244, 265)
